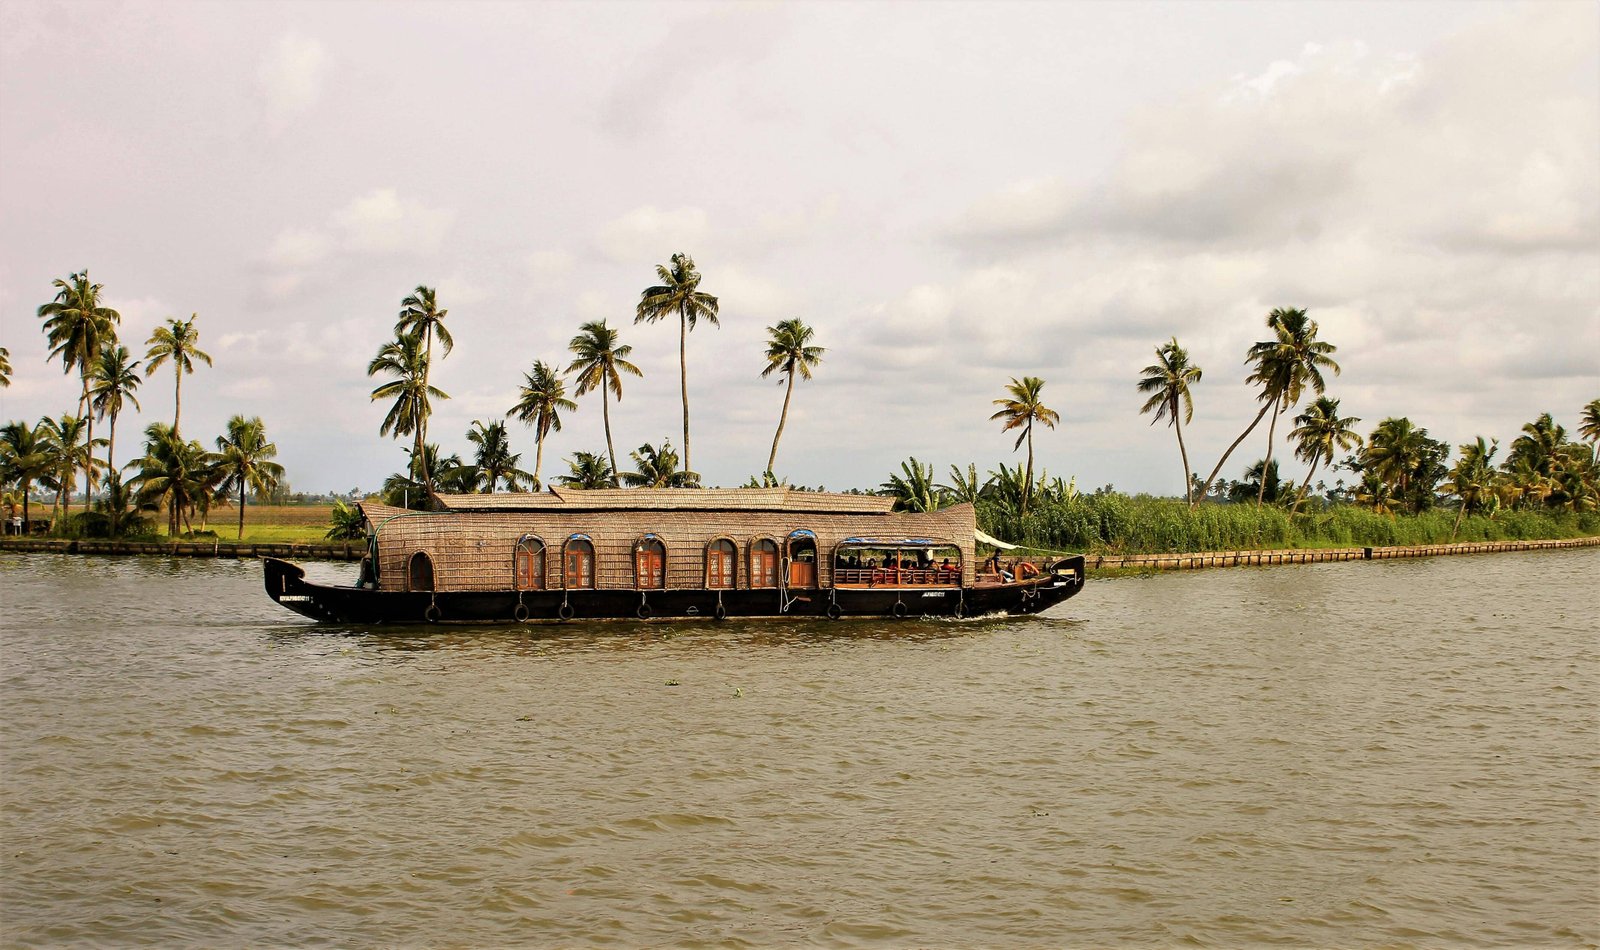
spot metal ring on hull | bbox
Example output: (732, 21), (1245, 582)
(425, 598), (441, 623)
(891, 601), (908, 619)
(558, 599), (574, 622)
(514, 598), (530, 623)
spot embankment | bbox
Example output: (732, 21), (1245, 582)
(1086, 536), (1599, 573)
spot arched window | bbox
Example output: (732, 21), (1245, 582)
(706, 538), (736, 589)
(750, 538), (779, 588)
(407, 551), (435, 592)
(514, 535), (546, 590)
(635, 536), (666, 589)
(563, 537), (595, 589)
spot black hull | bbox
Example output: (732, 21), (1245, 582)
(264, 557), (1085, 625)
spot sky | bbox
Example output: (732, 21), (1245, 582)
(2, 0), (1596, 496)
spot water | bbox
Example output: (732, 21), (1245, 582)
(2, 550), (1595, 947)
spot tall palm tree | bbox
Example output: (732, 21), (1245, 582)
(1287, 396), (1362, 513)
(1580, 398), (1600, 447)
(144, 314), (212, 439)
(508, 360), (576, 491)
(1197, 308), (1339, 504)
(0, 347), (11, 388)
(368, 331), (448, 503)
(566, 320), (642, 485)
(556, 450), (615, 490)
(213, 416), (285, 539)
(393, 286), (452, 483)
(635, 252), (719, 474)
(39, 414), (102, 519)
(1249, 308), (1340, 505)
(90, 343), (142, 475)
(760, 318), (824, 477)
(990, 376), (1060, 514)
(1137, 337), (1203, 505)
(130, 422), (213, 536)
(39, 270), (121, 503)
(0, 420), (53, 533)
(466, 420), (528, 492)
(1447, 436), (1499, 538)
(622, 440), (695, 488)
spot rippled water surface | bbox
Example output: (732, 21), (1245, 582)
(2, 550), (1596, 947)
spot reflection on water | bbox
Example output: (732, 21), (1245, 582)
(2, 550), (1596, 947)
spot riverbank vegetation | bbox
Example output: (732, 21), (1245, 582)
(5, 265), (1596, 558)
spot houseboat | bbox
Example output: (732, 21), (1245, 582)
(263, 487), (1085, 624)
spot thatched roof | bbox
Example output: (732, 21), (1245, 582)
(432, 487), (896, 514)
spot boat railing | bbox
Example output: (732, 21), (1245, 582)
(832, 567), (961, 588)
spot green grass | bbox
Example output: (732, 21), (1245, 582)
(980, 495), (1600, 556)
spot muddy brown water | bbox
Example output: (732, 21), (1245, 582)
(2, 550), (1595, 947)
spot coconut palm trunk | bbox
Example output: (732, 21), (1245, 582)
(1197, 400), (1275, 503)
(1174, 405), (1194, 506)
(533, 435), (546, 492)
(1290, 449), (1323, 514)
(602, 386), (617, 486)
(679, 312), (691, 474)
(766, 367), (797, 476)
(1257, 401), (1283, 507)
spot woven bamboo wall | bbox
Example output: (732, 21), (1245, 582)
(364, 499), (977, 592)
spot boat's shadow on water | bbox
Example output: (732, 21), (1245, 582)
(257, 609), (1085, 654)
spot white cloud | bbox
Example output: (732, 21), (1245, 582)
(595, 206), (710, 264)
(258, 34), (327, 131)
(332, 189), (455, 254)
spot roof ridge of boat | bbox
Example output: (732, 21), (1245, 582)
(431, 487), (896, 513)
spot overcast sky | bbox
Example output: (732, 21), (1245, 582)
(2, 0), (1596, 496)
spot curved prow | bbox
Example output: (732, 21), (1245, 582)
(264, 557), (309, 604)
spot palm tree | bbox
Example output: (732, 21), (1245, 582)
(990, 376), (1060, 513)
(466, 420), (528, 492)
(760, 318), (825, 477)
(939, 463), (989, 506)
(1581, 398), (1600, 447)
(0, 347), (11, 387)
(368, 331), (448, 503)
(393, 286), (452, 484)
(1197, 308), (1339, 504)
(1229, 458), (1289, 505)
(90, 343), (142, 475)
(1506, 412), (1566, 482)
(1287, 396), (1361, 513)
(129, 422), (213, 536)
(881, 457), (941, 513)
(1447, 436), (1499, 538)
(1137, 337), (1203, 505)
(635, 252), (719, 474)
(621, 440), (696, 488)
(38, 270), (121, 503)
(39, 414), (103, 520)
(556, 450), (615, 490)
(1362, 417), (1444, 512)
(144, 314), (212, 439)
(507, 360), (576, 491)
(566, 320), (642, 485)
(0, 420), (53, 533)
(213, 415), (285, 539)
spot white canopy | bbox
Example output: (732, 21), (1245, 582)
(974, 529), (1019, 551)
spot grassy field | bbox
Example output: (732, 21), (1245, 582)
(160, 504), (336, 542)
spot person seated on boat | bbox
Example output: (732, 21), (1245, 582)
(865, 557), (876, 568)
(999, 560), (1016, 582)
(984, 551), (1002, 575)
(940, 557), (954, 573)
